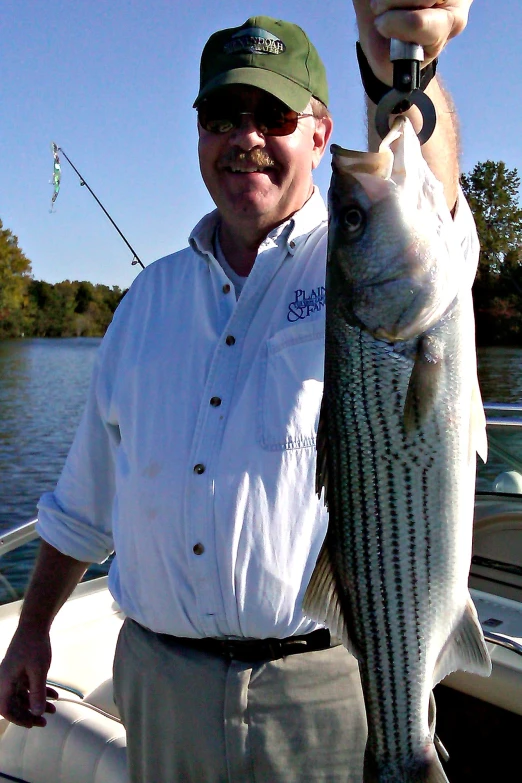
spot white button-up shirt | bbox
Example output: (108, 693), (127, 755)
(36, 186), (478, 639)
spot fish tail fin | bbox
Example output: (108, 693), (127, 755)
(434, 595), (492, 685)
(302, 542), (355, 654)
(363, 747), (449, 783)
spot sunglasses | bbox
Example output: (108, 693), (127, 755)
(197, 95), (314, 137)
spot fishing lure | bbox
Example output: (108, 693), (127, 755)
(50, 142), (61, 212)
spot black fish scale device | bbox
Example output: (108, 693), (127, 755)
(375, 39), (437, 145)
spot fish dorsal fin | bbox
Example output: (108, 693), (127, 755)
(433, 595), (491, 686)
(315, 396), (329, 503)
(302, 542), (355, 655)
(470, 378), (488, 463)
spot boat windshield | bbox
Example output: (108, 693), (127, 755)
(477, 404), (522, 496)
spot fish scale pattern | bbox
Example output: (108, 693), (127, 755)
(322, 311), (470, 775)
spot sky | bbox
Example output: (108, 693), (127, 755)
(1, 1), (521, 289)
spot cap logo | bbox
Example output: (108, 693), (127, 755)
(224, 27), (286, 56)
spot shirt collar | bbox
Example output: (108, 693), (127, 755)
(189, 186), (327, 258)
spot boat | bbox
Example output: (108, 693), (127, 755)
(0, 404), (521, 782)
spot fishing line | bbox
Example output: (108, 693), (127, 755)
(49, 142), (146, 270)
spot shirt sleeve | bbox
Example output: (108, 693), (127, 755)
(33, 272), (139, 566)
(36, 346), (119, 563)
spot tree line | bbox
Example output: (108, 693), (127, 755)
(0, 220), (126, 338)
(461, 161), (522, 345)
(1, 159), (522, 343)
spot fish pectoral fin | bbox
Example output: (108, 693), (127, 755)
(433, 596), (492, 686)
(403, 335), (443, 434)
(302, 542), (355, 654)
(470, 379), (488, 464)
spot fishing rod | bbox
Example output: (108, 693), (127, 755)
(50, 142), (145, 270)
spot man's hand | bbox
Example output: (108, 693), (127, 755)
(0, 541), (89, 729)
(0, 627), (57, 728)
(353, 0), (473, 83)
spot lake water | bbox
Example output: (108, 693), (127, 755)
(0, 338), (102, 599)
(0, 338), (521, 599)
(0, 338), (102, 532)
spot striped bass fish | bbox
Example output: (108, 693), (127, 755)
(304, 117), (491, 783)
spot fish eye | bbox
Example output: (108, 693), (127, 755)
(341, 206), (365, 234)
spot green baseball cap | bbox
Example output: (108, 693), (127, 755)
(193, 16), (328, 112)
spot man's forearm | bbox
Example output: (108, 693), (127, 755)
(18, 540), (91, 633)
(366, 75), (460, 211)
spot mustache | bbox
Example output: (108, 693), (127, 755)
(218, 148), (278, 170)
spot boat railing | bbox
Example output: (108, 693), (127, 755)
(0, 518), (38, 559)
(484, 402), (522, 417)
(484, 403), (522, 432)
(482, 629), (522, 657)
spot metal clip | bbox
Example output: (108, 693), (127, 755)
(375, 39), (436, 145)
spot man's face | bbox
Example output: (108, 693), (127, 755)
(197, 85), (332, 240)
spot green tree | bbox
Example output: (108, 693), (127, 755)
(74, 281), (94, 314)
(26, 280), (76, 337)
(25, 279), (127, 337)
(461, 161), (522, 277)
(461, 161), (522, 345)
(0, 219), (32, 337)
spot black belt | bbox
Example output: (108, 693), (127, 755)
(156, 627), (333, 662)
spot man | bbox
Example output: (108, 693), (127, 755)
(0, 3), (475, 782)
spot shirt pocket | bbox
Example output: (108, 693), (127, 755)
(258, 319), (325, 451)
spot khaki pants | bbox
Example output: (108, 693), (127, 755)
(113, 618), (367, 783)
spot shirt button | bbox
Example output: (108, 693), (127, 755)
(225, 335), (236, 346)
(193, 463), (205, 474)
(289, 240), (296, 249)
(222, 284), (231, 294)
(193, 543), (205, 555)
(210, 396), (222, 407)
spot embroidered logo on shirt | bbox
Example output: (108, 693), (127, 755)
(224, 28), (286, 56)
(287, 287), (326, 322)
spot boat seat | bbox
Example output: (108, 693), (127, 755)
(0, 682), (128, 783)
(84, 677), (121, 720)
